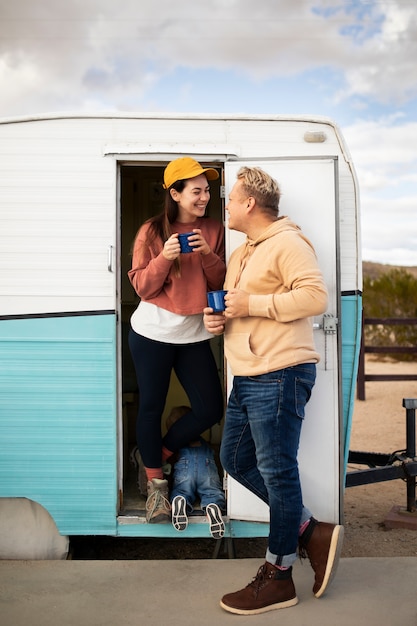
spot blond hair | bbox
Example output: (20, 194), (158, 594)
(236, 166), (280, 218)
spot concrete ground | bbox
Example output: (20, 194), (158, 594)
(0, 557), (416, 626)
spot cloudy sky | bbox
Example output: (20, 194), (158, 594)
(1, 0), (416, 266)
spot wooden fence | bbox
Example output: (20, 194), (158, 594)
(356, 316), (417, 401)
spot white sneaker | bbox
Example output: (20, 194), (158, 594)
(206, 503), (225, 539)
(172, 495), (188, 532)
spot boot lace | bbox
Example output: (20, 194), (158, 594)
(247, 564), (275, 594)
(146, 488), (170, 518)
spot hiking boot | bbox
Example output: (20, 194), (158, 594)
(145, 478), (171, 523)
(205, 503), (225, 539)
(298, 517), (344, 598)
(220, 562), (298, 615)
(129, 446), (148, 496)
(172, 495), (188, 531)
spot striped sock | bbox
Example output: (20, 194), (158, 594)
(299, 519), (310, 536)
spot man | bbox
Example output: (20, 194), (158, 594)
(204, 166), (344, 615)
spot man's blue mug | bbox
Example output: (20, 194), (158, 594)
(207, 290), (228, 312)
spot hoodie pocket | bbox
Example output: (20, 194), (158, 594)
(225, 332), (269, 369)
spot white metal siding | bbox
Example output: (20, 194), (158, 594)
(0, 113), (360, 318)
(0, 119), (116, 316)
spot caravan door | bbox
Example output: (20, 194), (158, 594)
(224, 158), (341, 524)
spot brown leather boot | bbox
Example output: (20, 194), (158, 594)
(220, 562), (298, 615)
(299, 517), (344, 598)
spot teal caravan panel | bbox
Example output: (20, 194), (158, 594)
(340, 294), (362, 471)
(116, 518), (270, 539)
(0, 314), (117, 535)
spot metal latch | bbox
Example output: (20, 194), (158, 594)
(313, 314), (338, 370)
(107, 245), (114, 273)
(323, 313), (338, 334)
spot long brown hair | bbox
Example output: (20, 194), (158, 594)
(137, 179), (187, 276)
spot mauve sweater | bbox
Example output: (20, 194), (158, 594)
(128, 217), (225, 316)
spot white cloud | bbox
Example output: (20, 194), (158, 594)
(1, 0), (416, 115)
(342, 116), (417, 266)
(334, 2), (417, 104)
(1, 0), (416, 266)
(344, 118), (417, 192)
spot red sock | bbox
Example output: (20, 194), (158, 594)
(145, 467), (164, 482)
(162, 446), (173, 463)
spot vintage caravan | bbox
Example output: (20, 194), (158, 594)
(0, 113), (362, 552)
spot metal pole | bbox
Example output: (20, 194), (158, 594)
(356, 309), (365, 401)
(403, 398), (417, 512)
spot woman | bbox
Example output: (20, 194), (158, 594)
(128, 157), (225, 523)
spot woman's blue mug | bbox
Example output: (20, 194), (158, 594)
(178, 232), (194, 253)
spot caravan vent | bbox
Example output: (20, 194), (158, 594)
(304, 131), (327, 143)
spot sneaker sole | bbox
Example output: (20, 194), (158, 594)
(172, 496), (188, 532)
(206, 504), (225, 539)
(147, 512), (171, 524)
(220, 596), (298, 615)
(314, 524), (344, 598)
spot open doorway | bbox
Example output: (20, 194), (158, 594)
(118, 162), (225, 516)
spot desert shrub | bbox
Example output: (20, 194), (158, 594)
(363, 268), (417, 360)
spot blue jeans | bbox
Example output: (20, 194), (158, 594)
(220, 364), (316, 567)
(170, 440), (226, 512)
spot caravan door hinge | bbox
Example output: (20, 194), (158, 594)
(222, 472), (228, 492)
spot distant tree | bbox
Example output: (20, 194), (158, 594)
(363, 268), (417, 360)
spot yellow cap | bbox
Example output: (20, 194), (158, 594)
(163, 157), (219, 189)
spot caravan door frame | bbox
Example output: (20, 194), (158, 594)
(114, 153), (343, 529)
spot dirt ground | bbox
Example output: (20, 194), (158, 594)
(71, 358), (417, 560)
(342, 357), (417, 557)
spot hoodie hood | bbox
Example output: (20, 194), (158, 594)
(229, 217), (311, 291)
(247, 216), (303, 246)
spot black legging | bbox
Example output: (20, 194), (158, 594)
(128, 329), (224, 469)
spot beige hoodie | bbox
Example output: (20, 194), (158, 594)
(224, 217), (328, 376)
